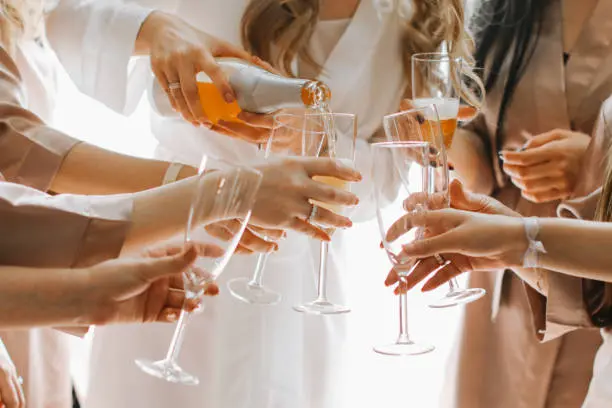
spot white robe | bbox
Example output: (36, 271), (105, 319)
(48, 1), (406, 407)
(582, 330), (612, 408)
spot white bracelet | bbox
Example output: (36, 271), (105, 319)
(523, 217), (547, 269)
(163, 162), (184, 185)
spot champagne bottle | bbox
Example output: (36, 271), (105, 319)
(150, 58), (331, 124)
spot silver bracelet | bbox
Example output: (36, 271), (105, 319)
(523, 217), (547, 269)
(162, 162), (184, 185)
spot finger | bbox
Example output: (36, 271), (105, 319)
(386, 209), (460, 243)
(385, 212), (419, 243)
(510, 176), (568, 194)
(309, 205), (353, 229)
(403, 192), (447, 212)
(143, 279), (171, 322)
(151, 62), (177, 112)
(289, 218), (331, 241)
(399, 257), (443, 293)
(502, 161), (563, 181)
(303, 158), (362, 182)
(422, 262), (464, 291)
(199, 55), (235, 103)
(399, 231), (459, 260)
(0, 374), (18, 408)
(449, 178), (487, 212)
(500, 145), (557, 166)
(218, 120), (271, 143)
(399, 99), (414, 111)
(140, 246), (198, 282)
(236, 229), (278, 252)
(177, 58), (206, 123)
(146, 242), (224, 259)
(205, 222), (236, 242)
(204, 282), (220, 296)
(385, 268), (400, 287)
(237, 112), (275, 128)
(166, 289), (190, 310)
(164, 64), (197, 124)
(522, 130), (563, 149)
(10, 376), (24, 408)
(158, 308), (181, 323)
(521, 189), (567, 204)
(247, 226), (286, 241)
(305, 179), (359, 207)
(249, 55), (282, 75)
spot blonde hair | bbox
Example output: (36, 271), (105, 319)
(240, 0), (483, 107)
(0, 0), (41, 55)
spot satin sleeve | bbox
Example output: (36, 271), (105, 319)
(0, 181), (132, 269)
(46, 0), (154, 115)
(523, 98), (612, 342)
(0, 45), (79, 191)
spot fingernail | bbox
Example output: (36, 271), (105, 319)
(497, 152), (505, 161)
(380, 241), (384, 249)
(224, 93), (235, 103)
(167, 312), (178, 322)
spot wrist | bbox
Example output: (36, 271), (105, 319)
(136, 11), (174, 54)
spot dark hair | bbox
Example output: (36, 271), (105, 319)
(471, 0), (552, 163)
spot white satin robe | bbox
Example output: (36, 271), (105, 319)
(47, 1), (406, 407)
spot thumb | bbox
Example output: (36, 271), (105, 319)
(523, 130), (563, 150)
(449, 179), (485, 211)
(400, 231), (457, 260)
(139, 245), (198, 282)
(400, 99), (414, 111)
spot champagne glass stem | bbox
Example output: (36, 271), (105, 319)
(398, 292), (411, 343)
(164, 309), (190, 362)
(249, 253), (270, 287)
(315, 242), (330, 302)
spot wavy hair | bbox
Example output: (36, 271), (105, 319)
(240, 0), (483, 106)
(0, 0), (42, 55)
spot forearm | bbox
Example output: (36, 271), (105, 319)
(0, 266), (91, 328)
(449, 130), (494, 195)
(535, 218), (612, 282)
(50, 143), (197, 195)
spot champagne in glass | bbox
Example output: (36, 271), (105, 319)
(411, 53), (487, 308)
(372, 141), (435, 356)
(135, 158), (262, 385)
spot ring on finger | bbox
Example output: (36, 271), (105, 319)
(307, 204), (318, 223)
(167, 82), (181, 91)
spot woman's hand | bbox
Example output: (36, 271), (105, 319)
(250, 158), (362, 240)
(500, 129), (591, 203)
(387, 209), (527, 293)
(205, 221), (285, 254)
(385, 179), (520, 293)
(0, 344), (24, 408)
(84, 244), (220, 325)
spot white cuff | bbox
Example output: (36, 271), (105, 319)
(523, 217), (547, 269)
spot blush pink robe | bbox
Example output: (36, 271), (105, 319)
(0, 41), (132, 408)
(446, 1), (612, 407)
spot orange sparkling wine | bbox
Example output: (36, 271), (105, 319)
(458, 105), (478, 122)
(196, 82), (242, 125)
(420, 118), (457, 149)
(310, 176), (350, 214)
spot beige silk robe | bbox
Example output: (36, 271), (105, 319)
(446, 1), (612, 407)
(0, 44), (132, 408)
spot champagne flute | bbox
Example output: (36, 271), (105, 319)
(372, 141), (435, 356)
(411, 53), (486, 308)
(226, 125), (288, 306)
(282, 111), (357, 315)
(135, 157), (263, 385)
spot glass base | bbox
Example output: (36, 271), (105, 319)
(373, 340), (435, 356)
(428, 288), (486, 309)
(227, 278), (281, 306)
(293, 300), (351, 315)
(135, 358), (199, 386)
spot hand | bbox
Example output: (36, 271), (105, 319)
(386, 209), (527, 293)
(85, 244), (220, 325)
(205, 221), (285, 254)
(387, 179), (520, 293)
(140, 12), (266, 126)
(251, 158), (362, 240)
(0, 345), (24, 408)
(500, 129), (591, 203)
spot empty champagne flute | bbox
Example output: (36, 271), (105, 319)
(281, 111), (358, 315)
(410, 55), (487, 308)
(372, 141), (435, 356)
(135, 157), (262, 385)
